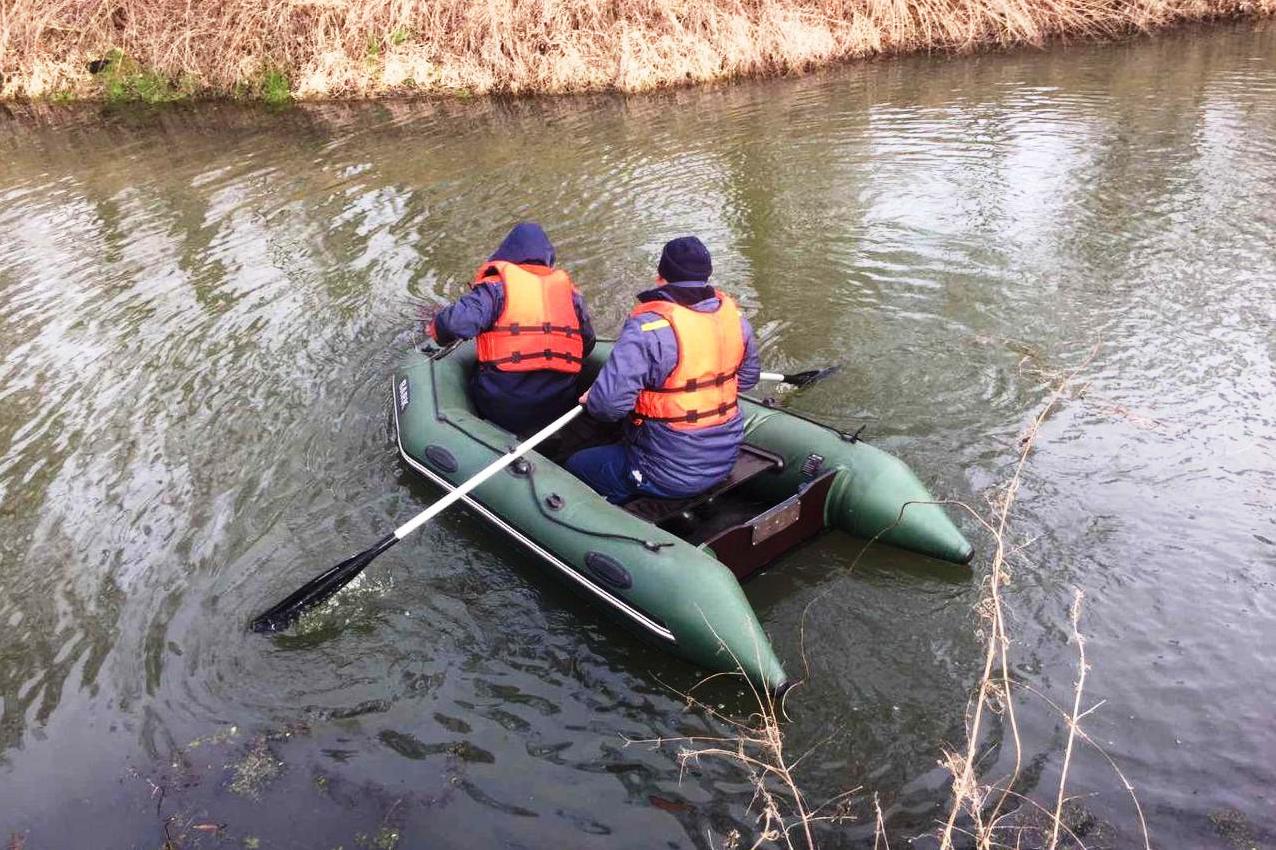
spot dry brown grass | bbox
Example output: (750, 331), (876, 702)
(627, 666), (858, 850)
(1, 0), (1271, 100)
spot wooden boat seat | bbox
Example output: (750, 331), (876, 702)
(621, 444), (783, 525)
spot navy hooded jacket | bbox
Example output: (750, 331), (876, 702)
(584, 281), (760, 497)
(431, 223), (596, 434)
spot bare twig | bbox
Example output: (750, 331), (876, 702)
(873, 794), (891, 850)
(939, 346), (1098, 850)
(1049, 590), (1088, 850)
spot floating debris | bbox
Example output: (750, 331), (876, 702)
(227, 737), (283, 799)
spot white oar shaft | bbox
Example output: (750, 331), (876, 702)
(760, 371), (785, 382)
(394, 405), (584, 540)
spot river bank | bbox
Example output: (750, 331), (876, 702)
(2, 0), (1272, 102)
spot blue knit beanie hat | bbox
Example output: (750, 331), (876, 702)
(657, 236), (712, 283)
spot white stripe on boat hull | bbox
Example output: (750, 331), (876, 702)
(392, 378), (676, 644)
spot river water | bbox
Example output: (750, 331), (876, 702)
(2, 20), (1273, 849)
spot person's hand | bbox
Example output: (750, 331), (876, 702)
(416, 303), (441, 338)
(578, 389), (590, 405)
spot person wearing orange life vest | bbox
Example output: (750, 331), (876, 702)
(426, 222), (595, 434)
(567, 236), (760, 503)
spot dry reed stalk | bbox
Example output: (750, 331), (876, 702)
(628, 618), (864, 850)
(934, 345), (1151, 850)
(872, 794), (891, 849)
(937, 346), (1097, 850)
(1048, 589), (1088, 850)
(1013, 677), (1152, 848)
(1, 0), (1271, 100)
(938, 596), (1151, 850)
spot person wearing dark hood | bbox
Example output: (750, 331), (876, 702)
(425, 222), (595, 434)
(567, 236), (760, 503)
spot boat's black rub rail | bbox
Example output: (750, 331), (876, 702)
(391, 375), (677, 645)
(746, 393), (865, 444)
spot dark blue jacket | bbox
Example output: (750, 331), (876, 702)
(432, 223), (595, 434)
(585, 281), (760, 498)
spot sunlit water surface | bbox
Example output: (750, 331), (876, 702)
(1, 20), (1274, 849)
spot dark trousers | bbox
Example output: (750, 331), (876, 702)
(565, 443), (679, 504)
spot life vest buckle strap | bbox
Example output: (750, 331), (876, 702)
(488, 351), (585, 367)
(490, 323), (578, 337)
(632, 400), (738, 425)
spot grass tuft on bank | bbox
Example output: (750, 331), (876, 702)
(3, 1), (1272, 101)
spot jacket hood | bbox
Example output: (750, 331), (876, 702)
(489, 222), (556, 267)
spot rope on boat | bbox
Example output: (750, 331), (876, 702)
(522, 470), (672, 553)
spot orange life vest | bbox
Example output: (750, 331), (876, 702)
(473, 260), (584, 373)
(631, 291), (745, 431)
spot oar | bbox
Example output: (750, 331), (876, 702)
(759, 366), (840, 389)
(251, 404), (585, 633)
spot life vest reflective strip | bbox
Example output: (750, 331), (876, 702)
(473, 260), (584, 374)
(631, 291), (745, 431)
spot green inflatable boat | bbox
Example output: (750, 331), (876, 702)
(392, 341), (972, 694)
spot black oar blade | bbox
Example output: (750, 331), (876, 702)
(250, 533), (398, 634)
(785, 365), (841, 388)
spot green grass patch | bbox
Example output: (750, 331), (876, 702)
(258, 68), (292, 106)
(91, 49), (195, 103)
(88, 52), (291, 105)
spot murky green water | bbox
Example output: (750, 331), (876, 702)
(2, 20), (1274, 849)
